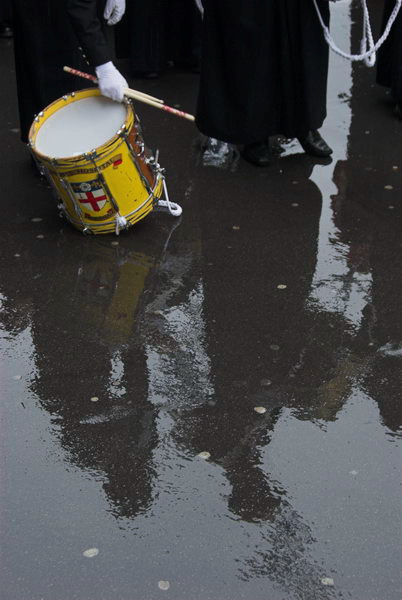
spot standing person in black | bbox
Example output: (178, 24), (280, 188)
(196, 0), (333, 167)
(377, 0), (402, 119)
(12, 0), (127, 143)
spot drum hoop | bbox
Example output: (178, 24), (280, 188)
(46, 137), (127, 170)
(28, 88), (133, 163)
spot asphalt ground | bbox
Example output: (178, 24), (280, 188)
(1, 2), (401, 600)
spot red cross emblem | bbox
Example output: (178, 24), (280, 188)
(79, 190), (107, 212)
(72, 181), (109, 214)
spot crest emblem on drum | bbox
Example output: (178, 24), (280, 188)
(71, 180), (113, 220)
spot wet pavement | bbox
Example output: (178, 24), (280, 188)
(1, 3), (402, 600)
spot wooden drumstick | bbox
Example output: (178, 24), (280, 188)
(63, 66), (195, 122)
(122, 89), (195, 121)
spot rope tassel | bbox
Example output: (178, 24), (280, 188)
(115, 214), (127, 235)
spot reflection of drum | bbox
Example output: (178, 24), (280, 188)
(28, 88), (181, 234)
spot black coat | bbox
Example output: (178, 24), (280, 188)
(377, 0), (402, 102)
(116, 0), (201, 76)
(0, 0), (12, 22)
(13, 0), (112, 141)
(196, 0), (330, 144)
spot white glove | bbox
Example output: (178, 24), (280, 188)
(103, 0), (126, 25)
(95, 61), (128, 102)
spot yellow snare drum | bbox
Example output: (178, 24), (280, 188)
(28, 88), (181, 234)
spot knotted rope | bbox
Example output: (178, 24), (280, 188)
(312, 0), (402, 67)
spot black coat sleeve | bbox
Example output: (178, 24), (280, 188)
(65, 0), (111, 66)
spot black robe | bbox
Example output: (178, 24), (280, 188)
(116, 0), (201, 76)
(0, 0), (12, 23)
(376, 0), (402, 103)
(13, 0), (111, 142)
(196, 0), (330, 145)
(119, 0), (166, 75)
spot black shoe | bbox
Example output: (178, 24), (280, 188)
(243, 141), (271, 167)
(298, 130), (333, 157)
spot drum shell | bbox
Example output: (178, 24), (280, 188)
(29, 89), (163, 234)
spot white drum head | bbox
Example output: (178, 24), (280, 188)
(35, 95), (127, 159)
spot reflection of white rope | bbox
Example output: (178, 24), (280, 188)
(313, 0), (402, 67)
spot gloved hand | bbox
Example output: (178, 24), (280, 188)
(95, 61), (128, 102)
(103, 0), (126, 26)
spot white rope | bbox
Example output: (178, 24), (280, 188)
(361, 0), (376, 67)
(313, 0), (402, 66)
(158, 178), (182, 217)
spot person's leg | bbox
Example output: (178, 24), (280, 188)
(279, 0), (332, 156)
(377, 0), (402, 117)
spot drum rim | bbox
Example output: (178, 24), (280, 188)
(28, 88), (132, 163)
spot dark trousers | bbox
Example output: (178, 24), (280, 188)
(377, 0), (402, 102)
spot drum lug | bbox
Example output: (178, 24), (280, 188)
(117, 125), (128, 139)
(146, 149), (165, 176)
(57, 203), (66, 219)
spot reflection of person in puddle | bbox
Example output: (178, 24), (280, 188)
(166, 159), (347, 592)
(196, 1), (333, 167)
(332, 159), (402, 438)
(363, 234), (402, 436)
(377, 0), (402, 119)
(0, 236), (159, 520)
(171, 158), (325, 521)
